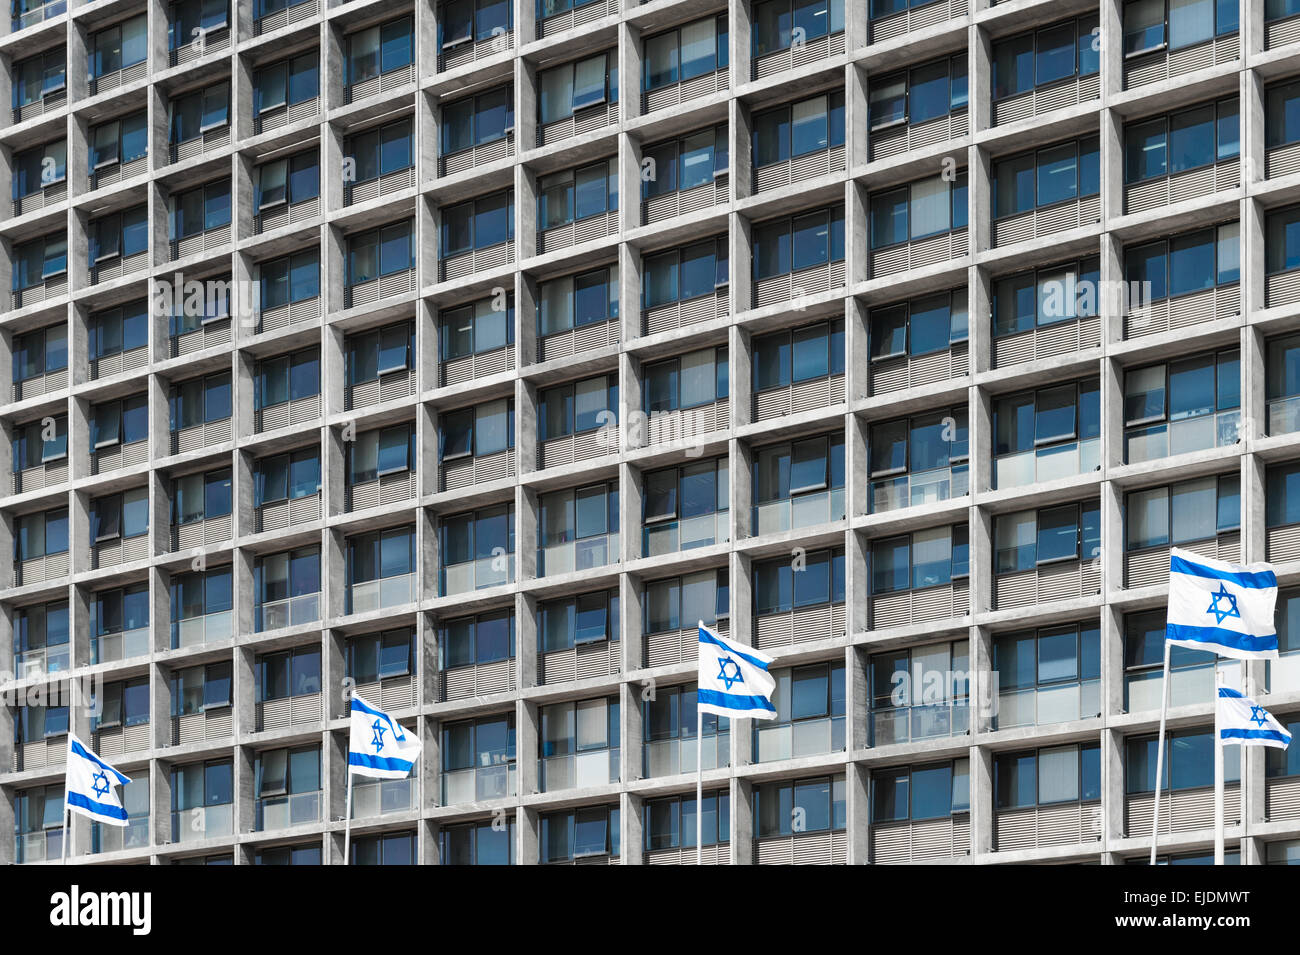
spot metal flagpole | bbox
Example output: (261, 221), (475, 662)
(61, 804), (68, 864)
(343, 769), (353, 866)
(1149, 641), (1172, 865)
(696, 707), (703, 867)
(1214, 668), (1224, 865)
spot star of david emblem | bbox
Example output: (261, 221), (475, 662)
(716, 656), (743, 691)
(91, 770), (109, 799)
(1250, 705), (1269, 728)
(1206, 583), (1240, 626)
(371, 718), (388, 752)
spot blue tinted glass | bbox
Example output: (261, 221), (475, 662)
(872, 538), (909, 593)
(1169, 231), (1215, 296)
(911, 764), (953, 819)
(909, 61), (949, 123)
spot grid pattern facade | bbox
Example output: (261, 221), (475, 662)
(3, 0), (1300, 866)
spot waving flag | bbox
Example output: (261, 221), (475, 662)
(1218, 688), (1293, 749)
(65, 733), (132, 826)
(348, 695), (422, 779)
(696, 621), (777, 720)
(1166, 547), (1278, 660)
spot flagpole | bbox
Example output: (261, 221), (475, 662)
(696, 706), (703, 867)
(343, 769), (353, 866)
(1214, 668), (1224, 865)
(1149, 641), (1172, 865)
(61, 804), (68, 864)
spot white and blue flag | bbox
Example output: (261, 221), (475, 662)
(1218, 688), (1293, 749)
(1166, 547), (1278, 660)
(65, 733), (131, 826)
(696, 621), (777, 720)
(348, 695), (422, 779)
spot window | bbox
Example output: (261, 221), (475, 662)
(755, 206), (846, 276)
(169, 82), (230, 143)
(348, 628), (414, 682)
(755, 775), (846, 836)
(91, 584), (149, 656)
(645, 569), (729, 633)
(170, 373), (232, 431)
(1267, 80), (1300, 150)
(644, 15), (727, 90)
(539, 483), (619, 573)
(442, 714), (516, 802)
(439, 399), (514, 459)
(753, 91), (845, 167)
(171, 468), (232, 525)
(14, 602), (70, 674)
(441, 87), (513, 154)
(1269, 0), (1300, 21)
(1124, 224), (1240, 308)
(169, 0), (227, 48)
(1266, 206), (1300, 276)
(346, 321), (413, 387)
(869, 640), (969, 743)
(254, 746), (320, 829)
(258, 647), (321, 702)
(870, 174), (967, 247)
(992, 16), (1099, 100)
(539, 697), (620, 790)
(643, 128), (728, 201)
(259, 250), (320, 311)
(441, 611), (514, 668)
(91, 14), (147, 78)
(351, 831), (415, 865)
(349, 424), (415, 485)
(538, 51), (618, 124)
(89, 394), (148, 450)
(89, 205), (148, 263)
(753, 0), (844, 55)
(1268, 333), (1300, 433)
(870, 290), (969, 361)
(92, 677), (150, 730)
(90, 487), (149, 543)
(539, 265), (619, 335)
(256, 151), (319, 210)
(346, 17), (413, 86)
(539, 589), (619, 651)
(645, 791), (730, 849)
(753, 320), (844, 390)
(347, 119), (414, 186)
(439, 505), (515, 592)
(253, 547), (320, 631)
(169, 567), (232, 644)
(12, 415), (67, 471)
(540, 807), (620, 861)
(89, 301), (148, 362)
(995, 625), (1101, 726)
(256, 844), (321, 865)
(871, 525), (969, 593)
(869, 55), (967, 128)
(996, 744), (1101, 809)
(255, 447), (321, 506)
(993, 257), (1101, 336)
(868, 410), (968, 512)
(13, 141), (65, 199)
(643, 347), (728, 414)
(13, 50), (65, 109)
(439, 0), (511, 46)
(168, 275), (231, 337)
(540, 374), (617, 440)
(347, 221), (415, 287)
(1268, 461), (1300, 529)
(758, 662), (845, 760)
(754, 548), (845, 615)
(1127, 475), (1240, 550)
(17, 704), (69, 742)
(993, 380), (1101, 487)
(1123, 349), (1240, 459)
(1123, 0), (1238, 56)
(13, 235), (69, 290)
(256, 349), (318, 410)
(441, 296), (514, 360)
(90, 112), (148, 171)
(539, 160), (618, 230)
(1125, 99), (1239, 184)
(1267, 716), (1300, 779)
(170, 179), (231, 240)
(642, 238), (728, 310)
(643, 459), (730, 554)
(14, 785), (64, 862)
(253, 51), (317, 113)
(346, 527), (415, 605)
(872, 761), (970, 822)
(753, 435), (846, 529)
(1127, 728), (1239, 793)
(995, 502), (1101, 573)
(441, 192), (514, 257)
(994, 138), (1100, 218)
(13, 324), (67, 383)
(16, 509), (68, 561)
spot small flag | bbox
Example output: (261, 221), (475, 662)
(65, 733), (131, 827)
(1166, 547), (1278, 660)
(696, 621), (777, 720)
(1218, 688), (1293, 749)
(348, 695), (422, 779)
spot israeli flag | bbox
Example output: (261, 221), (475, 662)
(1166, 547), (1278, 660)
(1218, 688), (1293, 749)
(65, 733), (131, 827)
(348, 695), (422, 779)
(696, 621), (777, 720)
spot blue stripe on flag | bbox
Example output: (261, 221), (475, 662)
(697, 688), (777, 713)
(1166, 623), (1278, 654)
(69, 738), (130, 784)
(350, 696), (387, 719)
(1218, 687), (1245, 699)
(1220, 728), (1293, 744)
(66, 791), (128, 821)
(698, 627), (769, 671)
(349, 752), (415, 773)
(1170, 553), (1277, 590)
